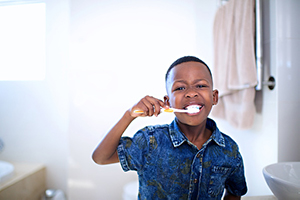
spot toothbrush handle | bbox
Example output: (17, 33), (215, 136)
(133, 108), (187, 113)
(133, 110), (145, 114)
(133, 109), (166, 114)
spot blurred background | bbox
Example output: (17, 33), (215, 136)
(0, 0), (299, 199)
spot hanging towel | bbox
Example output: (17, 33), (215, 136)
(211, 0), (257, 129)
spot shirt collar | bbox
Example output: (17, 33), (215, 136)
(169, 118), (225, 148)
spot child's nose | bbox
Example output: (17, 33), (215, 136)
(185, 88), (198, 98)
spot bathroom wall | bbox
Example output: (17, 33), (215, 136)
(0, 0), (69, 193)
(68, 0), (281, 198)
(0, 0), (298, 199)
(213, 0), (278, 196)
(276, 0), (300, 162)
(213, 0), (300, 196)
(68, 0), (217, 199)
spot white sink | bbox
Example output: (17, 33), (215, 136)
(263, 162), (300, 200)
(0, 160), (14, 183)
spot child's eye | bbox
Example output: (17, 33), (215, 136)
(174, 87), (185, 91)
(196, 85), (207, 88)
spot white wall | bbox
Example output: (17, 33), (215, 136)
(276, 0), (300, 163)
(1, 0), (299, 199)
(213, 0), (300, 196)
(0, 0), (70, 193)
(68, 0), (216, 199)
(213, 0), (278, 196)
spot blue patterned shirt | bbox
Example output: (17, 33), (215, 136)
(117, 118), (247, 199)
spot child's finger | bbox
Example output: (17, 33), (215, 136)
(151, 99), (165, 117)
(130, 97), (151, 117)
(131, 96), (166, 117)
(141, 96), (163, 116)
(142, 96), (157, 116)
(159, 100), (169, 109)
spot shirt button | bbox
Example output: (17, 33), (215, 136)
(194, 179), (198, 183)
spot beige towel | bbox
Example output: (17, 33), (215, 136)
(212, 0), (257, 129)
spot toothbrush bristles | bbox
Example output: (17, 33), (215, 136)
(187, 105), (200, 113)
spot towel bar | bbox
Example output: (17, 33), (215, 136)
(255, 0), (275, 91)
(255, 0), (264, 91)
(263, 76), (275, 90)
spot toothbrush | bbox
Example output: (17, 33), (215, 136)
(134, 105), (200, 114)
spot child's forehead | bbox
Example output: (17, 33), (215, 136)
(165, 61), (213, 91)
(170, 61), (211, 78)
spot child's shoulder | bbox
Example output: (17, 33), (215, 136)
(140, 124), (170, 134)
(219, 131), (240, 151)
(208, 118), (240, 150)
(134, 124), (172, 142)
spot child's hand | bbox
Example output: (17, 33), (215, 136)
(129, 95), (168, 117)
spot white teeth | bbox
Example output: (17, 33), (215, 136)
(186, 105), (202, 113)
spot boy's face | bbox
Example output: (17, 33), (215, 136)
(164, 61), (218, 126)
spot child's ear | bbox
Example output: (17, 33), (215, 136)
(164, 95), (170, 107)
(212, 89), (219, 105)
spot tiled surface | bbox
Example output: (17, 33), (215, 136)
(278, 101), (300, 161)
(275, 0), (300, 162)
(277, 39), (300, 103)
(276, 0), (300, 39)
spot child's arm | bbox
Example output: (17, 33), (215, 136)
(92, 96), (167, 165)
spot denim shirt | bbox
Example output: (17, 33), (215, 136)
(117, 118), (247, 199)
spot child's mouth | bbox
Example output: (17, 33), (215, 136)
(184, 104), (203, 114)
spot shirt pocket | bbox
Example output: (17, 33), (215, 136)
(208, 166), (231, 197)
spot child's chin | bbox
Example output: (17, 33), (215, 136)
(178, 118), (204, 127)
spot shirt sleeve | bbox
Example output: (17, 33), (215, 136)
(225, 152), (248, 196)
(117, 128), (150, 172)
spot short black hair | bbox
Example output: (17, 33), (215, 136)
(165, 56), (212, 82)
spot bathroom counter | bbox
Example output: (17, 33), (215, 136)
(0, 162), (46, 200)
(242, 196), (276, 200)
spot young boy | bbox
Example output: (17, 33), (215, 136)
(92, 56), (247, 199)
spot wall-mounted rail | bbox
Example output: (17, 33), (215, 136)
(255, 0), (275, 90)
